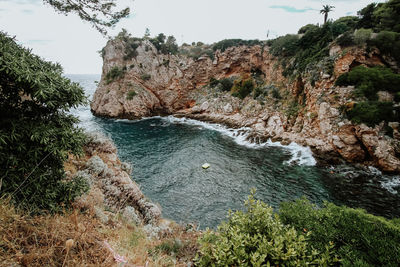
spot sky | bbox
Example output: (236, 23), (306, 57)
(0, 0), (386, 74)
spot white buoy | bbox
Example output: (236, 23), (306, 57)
(202, 163), (210, 169)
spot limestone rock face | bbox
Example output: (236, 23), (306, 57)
(73, 132), (162, 225)
(91, 41), (400, 172)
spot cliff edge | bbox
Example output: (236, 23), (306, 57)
(91, 36), (400, 173)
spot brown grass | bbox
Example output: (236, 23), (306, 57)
(0, 198), (115, 266)
(0, 199), (201, 267)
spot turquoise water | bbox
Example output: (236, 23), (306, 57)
(69, 74), (400, 228)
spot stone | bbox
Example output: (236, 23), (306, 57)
(377, 91), (394, 102)
(200, 101), (209, 111)
(86, 156), (107, 176)
(223, 103), (233, 114)
(122, 206), (141, 225)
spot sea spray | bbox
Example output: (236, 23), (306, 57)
(163, 115), (317, 166)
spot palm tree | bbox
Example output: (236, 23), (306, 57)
(320, 5), (335, 24)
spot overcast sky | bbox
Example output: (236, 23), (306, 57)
(0, 0), (385, 74)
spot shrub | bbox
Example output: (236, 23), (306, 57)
(140, 73), (151, 81)
(195, 192), (337, 266)
(105, 66), (125, 84)
(219, 78), (233, 92)
(126, 90), (137, 100)
(124, 40), (139, 60)
(346, 101), (394, 126)
(333, 16), (360, 31)
(209, 77), (219, 87)
(269, 34), (299, 57)
(212, 39), (262, 52)
(231, 77), (255, 99)
(370, 30), (400, 62)
(354, 28), (372, 45)
(271, 87), (281, 99)
(298, 24), (319, 34)
(336, 31), (355, 47)
(335, 66), (400, 100)
(285, 100), (300, 119)
(279, 198), (400, 266)
(0, 32), (87, 211)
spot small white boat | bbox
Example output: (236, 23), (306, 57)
(202, 163), (210, 169)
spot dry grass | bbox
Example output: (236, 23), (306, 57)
(0, 198), (115, 266)
(0, 199), (201, 267)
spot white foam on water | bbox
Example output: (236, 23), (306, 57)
(380, 176), (400, 195)
(162, 116), (317, 166)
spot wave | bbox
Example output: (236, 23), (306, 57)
(380, 176), (400, 195)
(162, 116), (317, 166)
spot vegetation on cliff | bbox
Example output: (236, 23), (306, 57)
(196, 192), (400, 266)
(335, 66), (400, 126)
(0, 32), (88, 212)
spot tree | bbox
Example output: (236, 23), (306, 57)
(0, 32), (88, 211)
(320, 5), (335, 24)
(43, 0), (131, 35)
(165, 35), (178, 54)
(144, 28), (151, 39)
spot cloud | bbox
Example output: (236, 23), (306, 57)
(269, 5), (316, 13)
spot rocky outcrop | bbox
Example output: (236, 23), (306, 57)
(91, 40), (400, 172)
(68, 132), (162, 226)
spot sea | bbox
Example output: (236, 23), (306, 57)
(68, 74), (400, 228)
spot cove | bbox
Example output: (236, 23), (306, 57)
(70, 74), (400, 229)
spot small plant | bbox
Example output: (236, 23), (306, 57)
(195, 191), (337, 266)
(285, 100), (300, 119)
(209, 77), (219, 87)
(140, 73), (151, 81)
(271, 87), (281, 99)
(126, 90), (137, 100)
(219, 78), (233, 92)
(105, 66), (125, 84)
(153, 239), (183, 256)
(231, 77), (255, 99)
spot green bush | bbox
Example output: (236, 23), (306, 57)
(219, 78), (234, 92)
(124, 40), (139, 60)
(269, 34), (299, 57)
(298, 24), (319, 34)
(148, 33), (178, 55)
(335, 66), (400, 100)
(105, 66), (126, 84)
(212, 39), (262, 52)
(126, 90), (137, 100)
(140, 73), (151, 81)
(231, 78), (255, 99)
(346, 101), (394, 126)
(0, 32), (87, 211)
(279, 198), (400, 266)
(209, 77), (219, 87)
(196, 192), (337, 266)
(271, 87), (281, 99)
(370, 31), (400, 62)
(285, 100), (300, 119)
(354, 28), (372, 45)
(336, 31), (355, 47)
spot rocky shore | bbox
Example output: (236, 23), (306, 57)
(91, 39), (400, 173)
(66, 132), (167, 237)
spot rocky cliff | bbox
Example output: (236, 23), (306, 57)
(91, 39), (400, 173)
